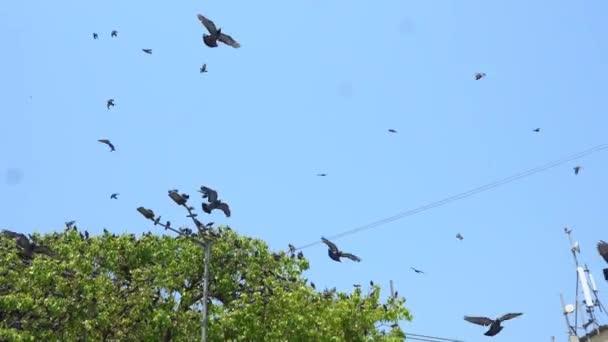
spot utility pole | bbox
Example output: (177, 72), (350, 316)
(201, 240), (211, 342)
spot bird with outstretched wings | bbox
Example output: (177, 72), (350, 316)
(202, 201), (231, 217)
(142, 49), (152, 54)
(199, 186), (219, 203)
(197, 14), (240, 48)
(321, 237), (361, 262)
(474, 72), (486, 80)
(464, 313), (522, 336)
(98, 139), (115, 152)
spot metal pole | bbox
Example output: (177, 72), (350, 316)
(201, 241), (211, 342)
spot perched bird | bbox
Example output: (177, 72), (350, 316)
(474, 72), (487, 80)
(93, 33), (98, 39)
(98, 139), (115, 152)
(411, 267), (425, 274)
(456, 233), (464, 241)
(142, 49), (152, 54)
(574, 166), (582, 175)
(110, 193), (119, 199)
(317, 173), (327, 177)
(111, 30), (118, 38)
(197, 14), (241, 48)
(321, 237), (361, 262)
(200, 64), (208, 73)
(464, 313), (523, 336)
(202, 201), (231, 217)
(388, 129), (398, 133)
(107, 99), (115, 110)
(533, 128), (540, 132)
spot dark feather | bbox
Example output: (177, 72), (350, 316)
(499, 313), (523, 322)
(464, 316), (493, 326)
(598, 241), (608, 263)
(340, 252), (361, 262)
(321, 237), (338, 253)
(218, 33), (240, 48)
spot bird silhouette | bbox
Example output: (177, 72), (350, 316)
(98, 139), (115, 152)
(533, 128), (540, 132)
(411, 267), (424, 274)
(199, 186), (219, 203)
(598, 241), (608, 263)
(93, 33), (98, 39)
(464, 313), (523, 336)
(317, 173), (327, 177)
(321, 237), (361, 262)
(1, 229), (54, 260)
(197, 14), (240, 48)
(388, 129), (398, 133)
(142, 49), (152, 54)
(65, 220), (76, 228)
(202, 201), (231, 217)
(107, 99), (115, 110)
(456, 233), (464, 241)
(111, 30), (118, 38)
(574, 166), (582, 175)
(474, 72), (487, 80)
(110, 193), (119, 199)
(200, 64), (208, 73)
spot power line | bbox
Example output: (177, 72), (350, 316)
(295, 143), (608, 251)
(407, 332), (465, 342)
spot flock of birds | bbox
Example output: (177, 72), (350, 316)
(9, 9), (600, 339)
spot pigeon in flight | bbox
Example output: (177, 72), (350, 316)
(573, 166), (582, 175)
(411, 267), (425, 274)
(111, 30), (118, 38)
(200, 64), (208, 73)
(199, 186), (231, 217)
(98, 139), (115, 152)
(110, 193), (119, 199)
(598, 241), (608, 281)
(321, 237), (361, 262)
(388, 129), (398, 133)
(317, 173), (327, 177)
(93, 33), (98, 39)
(474, 72), (486, 80)
(456, 233), (464, 241)
(197, 14), (241, 48)
(533, 128), (540, 132)
(142, 49), (152, 54)
(107, 99), (115, 110)
(464, 313), (523, 336)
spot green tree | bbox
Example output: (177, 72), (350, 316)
(0, 191), (412, 341)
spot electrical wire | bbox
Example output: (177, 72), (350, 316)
(407, 332), (465, 342)
(295, 143), (608, 251)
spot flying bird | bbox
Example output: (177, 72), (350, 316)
(65, 220), (76, 228)
(93, 33), (98, 39)
(202, 201), (231, 217)
(197, 14), (241, 48)
(533, 128), (540, 132)
(107, 99), (115, 110)
(573, 166), (582, 175)
(321, 237), (361, 262)
(111, 30), (118, 38)
(110, 193), (119, 199)
(1, 229), (54, 260)
(199, 186), (219, 203)
(142, 49), (152, 54)
(411, 267), (425, 274)
(598, 241), (608, 263)
(464, 313), (523, 336)
(317, 173), (327, 177)
(98, 139), (115, 152)
(456, 233), (464, 241)
(474, 72), (486, 80)
(200, 64), (208, 73)
(388, 129), (398, 133)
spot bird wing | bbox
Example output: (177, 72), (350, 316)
(598, 241), (608, 263)
(1, 229), (27, 241)
(464, 316), (493, 326)
(321, 237), (339, 253)
(341, 252), (361, 262)
(216, 202), (231, 217)
(499, 313), (523, 322)
(197, 14), (217, 34)
(218, 33), (241, 48)
(98, 139), (110, 144)
(199, 186), (218, 202)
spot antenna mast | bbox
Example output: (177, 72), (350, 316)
(562, 227), (607, 340)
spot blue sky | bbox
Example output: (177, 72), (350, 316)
(2, 0), (608, 340)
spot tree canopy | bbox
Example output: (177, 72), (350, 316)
(0, 225), (412, 341)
